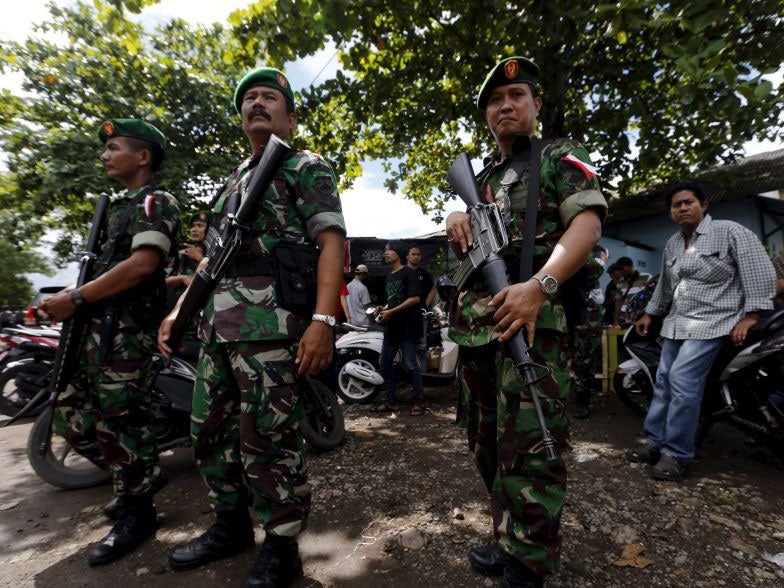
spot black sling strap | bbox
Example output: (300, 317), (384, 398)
(497, 138), (548, 284)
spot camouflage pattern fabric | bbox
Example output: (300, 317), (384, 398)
(93, 185), (181, 275)
(456, 337), (571, 576)
(191, 337), (310, 537)
(53, 316), (164, 496)
(448, 137), (607, 575)
(449, 138), (607, 347)
(199, 150), (346, 344)
(53, 184), (179, 497)
(614, 271), (652, 326)
(571, 254), (605, 393)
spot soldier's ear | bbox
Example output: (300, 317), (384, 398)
(137, 147), (153, 168)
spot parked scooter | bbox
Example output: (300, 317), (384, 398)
(334, 305), (459, 404)
(614, 310), (784, 458)
(0, 325), (60, 417)
(3, 349), (345, 489)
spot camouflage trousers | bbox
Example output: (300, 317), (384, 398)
(54, 317), (163, 496)
(192, 337), (309, 538)
(457, 332), (571, 577)
(571, 319), (603, 396)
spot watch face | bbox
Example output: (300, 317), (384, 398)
(541, 276), (558, 294)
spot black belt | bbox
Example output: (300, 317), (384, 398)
(224, 255), (275, 278)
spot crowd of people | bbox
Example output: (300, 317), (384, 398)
(28, 54), (781, 588)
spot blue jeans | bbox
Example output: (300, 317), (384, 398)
(644, 337), (723, 461)
(380, 334), (423, 404)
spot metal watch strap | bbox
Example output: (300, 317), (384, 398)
(70, 289), (85, 306)
(311, 313), (335, 326)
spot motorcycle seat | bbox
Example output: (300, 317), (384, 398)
(738, 309), (784, 348)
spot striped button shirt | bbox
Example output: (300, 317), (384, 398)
(646, 214), (775, 340)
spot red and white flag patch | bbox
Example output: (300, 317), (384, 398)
(143, 194), (156, 218)
(561, 153), (598, 180)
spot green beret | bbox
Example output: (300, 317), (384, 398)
(233, 67), (295, 115)
(476, 56), (541, 110)
(190, 211), (209, 225)
(98, 118), (167, 151)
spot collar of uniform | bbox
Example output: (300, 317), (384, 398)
(119, 185), (152, 200)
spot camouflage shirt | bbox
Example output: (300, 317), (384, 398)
(93, 185), (181, 276)
(449, 137), (607, 347)
(199, 149), (346, 343)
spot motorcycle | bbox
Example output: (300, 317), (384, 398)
(614, 310), (784, 458)
(0, 325), (60, 417)
(3, 348), (345, 490)
(334, 305), (459, 404)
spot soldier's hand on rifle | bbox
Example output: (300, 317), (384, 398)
(38, 290), (77, 323)
(491, 280), (547, 346)
(445, 211), (473, 256)
(296, 322), (333, 376)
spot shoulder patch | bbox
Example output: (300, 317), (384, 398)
(561, 153), (598, 180)
(143, 194), (156, 218)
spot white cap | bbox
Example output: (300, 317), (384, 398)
(355, 264), (369, 274)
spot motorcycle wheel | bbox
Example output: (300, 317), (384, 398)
(27, 407), (110, 489)
(613, 371), (653, 417)
(0, 361), (48, 417)
(300, 378), (345, 452)
(336, 352), (382, 404)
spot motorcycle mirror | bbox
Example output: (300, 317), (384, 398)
(436, 275), (458, 305)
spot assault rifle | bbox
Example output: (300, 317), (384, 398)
(1, 194), (110, 441)
(166, 134), (292, 351)
(447, 152), (558, 460)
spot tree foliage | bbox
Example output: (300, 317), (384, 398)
(229, 0), (783, 217)
(0, 0), (253, 259)
(1, 0), (781, 263)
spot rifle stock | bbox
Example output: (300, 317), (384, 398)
(166, 134), (292, 351)
(447, 153), (558, 461)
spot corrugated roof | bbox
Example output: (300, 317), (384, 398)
(606, 149), (784, 224)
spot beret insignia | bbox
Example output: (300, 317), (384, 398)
(277, 73), (288, 89)
(504, 60), (519, 80)
(102, 121), (115, 137)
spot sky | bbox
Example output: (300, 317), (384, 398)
(3, 0), (783, 290)
(3, 0), (462, 290)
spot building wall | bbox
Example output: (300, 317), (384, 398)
(600, 197), (778, 288)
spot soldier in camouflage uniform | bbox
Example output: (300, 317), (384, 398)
(40, 118), (181, 566)
(570, 245), (608, 419)
(445, 57), (607, 587)
(611, 256), (651, 327)
(158, 67), (345, 588)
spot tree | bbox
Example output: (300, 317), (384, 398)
(0, 0), (255, 260)
(228, 0), (783, 217)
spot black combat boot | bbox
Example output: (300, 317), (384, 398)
(104, 474), (169, 521)
(88, 495), (158, 566)
(572, 386), (591, 420)
(468, 543), (510, 576)
(241, 534), (303, 588)
(168, 509), (255, 571)
(501, 558), (545, 588)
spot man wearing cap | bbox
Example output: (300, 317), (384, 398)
(347, 264), (372, 327)
(158, 67), (345, 587)
(371, 240), (425, 416)
(40, 118), (181, 565)
(445, 57), (607, 586)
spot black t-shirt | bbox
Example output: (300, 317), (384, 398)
(385, 266), (422, 339)
(413, 266), (433, 308)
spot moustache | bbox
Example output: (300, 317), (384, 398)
(248, 108), (271, 121)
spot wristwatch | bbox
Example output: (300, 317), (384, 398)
(70, 289), (85, 307)
(311, 313), (336, 327)
(532, 272), (559, 296)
